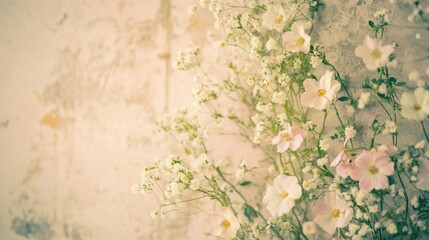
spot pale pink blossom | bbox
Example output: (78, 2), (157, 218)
(331, 150), (353, 178)
(416, 159), (429, 191)
(377, 145), (398, 156)
(355, 36), (394, 70)
(272, 124), (307, 153)
(263, 175), (302, 217)
(210, 207), (240, 240)
(349, 151), (394, 191)
(313, 192), (354, 235)
(301, 71), (341, 110)
(282, 21), (311, 53)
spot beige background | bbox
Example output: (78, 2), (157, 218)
(0, 0), (428, 239)
(0, 0), (205, 239)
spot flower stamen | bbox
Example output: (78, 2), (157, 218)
(297, 37), (305, 46)
(317, 89), (327, 97)
(331, 208), (340, 218)
(280, 192), (289, 199)
(415, 104), (422, 111)
(368, 165), (379, 174)
(371, 49), (382, 58)
(221, 220), (231, 228)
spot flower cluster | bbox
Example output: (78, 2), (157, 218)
(134, 1), (429, 239)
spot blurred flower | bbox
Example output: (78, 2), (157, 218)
(301, 70), (341, 110)
(262, 5), (288, 31)
(416, 159), (429, 191)
(282, 22), (311, 53)
(210, 207), (240, 239)
(355, 36), (394, 70)
(350, 151), (394, 191)
(272, 124), (307, 152)
(400, 88), (429, 121)
(263, 175), (302, 217)
(313, 192), (354, 234)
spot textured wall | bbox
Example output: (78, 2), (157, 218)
(0, 0), (203, 239)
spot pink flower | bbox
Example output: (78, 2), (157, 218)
(313, 192), (354, 235)
(331, 150), (352, 178)
(210, 207), (240, 240)
(349, 151), (394, 191)
(272, 124), (307, 153)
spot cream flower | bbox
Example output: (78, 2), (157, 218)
(272, 124), (307, 153)
(400, 88), (429, 121)
(210, 207), (240, 240)
(301, 70), (341, 110)
(282, 22), (311, 53)
(262, 5), (289, 31)
(263, 175), (302, 217)
(349, 151), (394, 192)
(313, 192), (354, 235)
(355, 36), (394, 70)
(416, 159), (429, 191)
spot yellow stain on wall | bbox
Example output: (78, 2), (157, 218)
(41, 113), (58, 129)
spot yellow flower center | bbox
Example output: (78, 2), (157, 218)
(283, 133), (292, 141)
(368, 165), (379, 174)
(371, 49), (381, 58)
(221, 220), (231, 228)
(415, 104), (422, 111)
(331, 208), (341, 218)
(317, 89), (327, 97)
(297, 37), (305, 46)
(275, 15), (284, 24)
(280, 192), (289, 199)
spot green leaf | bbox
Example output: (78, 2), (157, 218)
(243, 204), (258, 222)
(337, 96), (349, 102)
(395, 82), (407, 86)
(368, 20), (375, 28)
(239, 181), (251, 186)
(372, 119), (379, 132)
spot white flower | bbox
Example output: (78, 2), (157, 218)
(272, 91), (287, 104)
(301, 70), (341, 110)
(383, 120), (397, 134)
(345, 126), (357, 140)
(319, 138), (330, 151)
(313, 192), (354, 235)
(210, 207), (240, 240)
(263, 175), (302, 217)
(409, 71), (421, 82)
(266, 38), (278, 51)
(416, 159), (429, 191)
(262, 5), (288, 31)
(358, 92), (371, 109)
(282, 22), (311, 53)
(400, 88), (429, 121)
(355, 36), (394, 70)
(386, 222), (398, 234)
(303, 221), (318, 236)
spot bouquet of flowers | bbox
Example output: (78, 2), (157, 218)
(133, 0), (429, 239)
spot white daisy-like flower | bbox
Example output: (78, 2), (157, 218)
(400, 88), (429, 121)
(210, 207), (240, 240)
(262, 5), (289, 31)
(301, 70), (341, 110)
(313, 192), (354, 235)
(282, 21), (311, 53)
(263, 175), (302, 217)
(355, 36), (394, 70)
